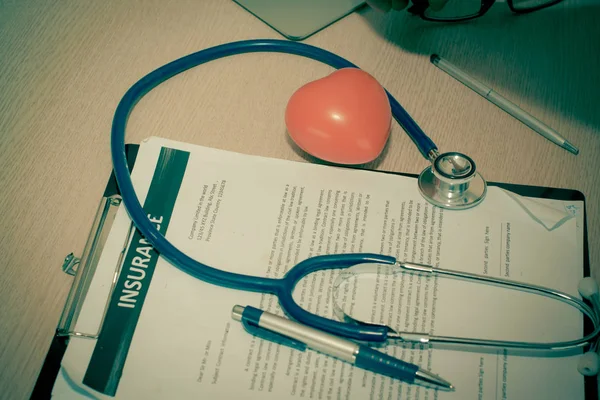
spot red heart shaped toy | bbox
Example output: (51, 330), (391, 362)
(285, 68), (392, 165)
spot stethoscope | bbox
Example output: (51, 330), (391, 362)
(110, 39), (600, 375)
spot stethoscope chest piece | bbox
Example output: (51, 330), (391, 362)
(418, 152), (487, 210)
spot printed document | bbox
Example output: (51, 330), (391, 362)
(54, 137), (587, 399)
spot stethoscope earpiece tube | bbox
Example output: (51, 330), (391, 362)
(277, 253), (396, 342)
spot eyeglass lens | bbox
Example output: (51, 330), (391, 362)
(423, 0), (559, 20)
(511, 0), (557, 11)
(423, 0), (484, 20)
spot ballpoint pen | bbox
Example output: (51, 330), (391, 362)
(430, 54), (579, 156)
(231, 305), (454, 391)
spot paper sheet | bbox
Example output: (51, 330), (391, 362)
(54, 137), (587, 399)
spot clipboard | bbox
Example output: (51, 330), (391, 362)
(31, 143), (597, 399)
(31, 144), (139, 399)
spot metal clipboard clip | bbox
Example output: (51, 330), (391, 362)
(56, 194), (132, 340)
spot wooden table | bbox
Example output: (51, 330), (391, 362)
(1, 1), (598, 398)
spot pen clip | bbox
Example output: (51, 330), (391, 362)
(241, 317), (307, 352)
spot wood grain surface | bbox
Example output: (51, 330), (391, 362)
(0, 1), (598, 398)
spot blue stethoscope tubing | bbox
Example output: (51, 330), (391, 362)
(111, 39), (438, 343)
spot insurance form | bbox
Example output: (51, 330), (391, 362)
(53, 137), (587, 399)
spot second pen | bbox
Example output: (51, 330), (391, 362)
(231, 305), (454, 391)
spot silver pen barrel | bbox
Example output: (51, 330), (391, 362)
(233, 305), (358, 362)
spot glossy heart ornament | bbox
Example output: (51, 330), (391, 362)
(285, 68), (392, 165)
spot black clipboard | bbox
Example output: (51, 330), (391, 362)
(31, 144), (596, 399)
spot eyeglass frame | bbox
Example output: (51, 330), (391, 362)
(406, 0), (564, 22)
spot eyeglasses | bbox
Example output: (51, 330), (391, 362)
(407, 0), (564, 22)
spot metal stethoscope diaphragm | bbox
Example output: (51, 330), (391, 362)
(418, 150), (487, 210)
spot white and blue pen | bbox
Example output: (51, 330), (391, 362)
(232, 305), (454, 391)
(430, 54), (579, 155)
